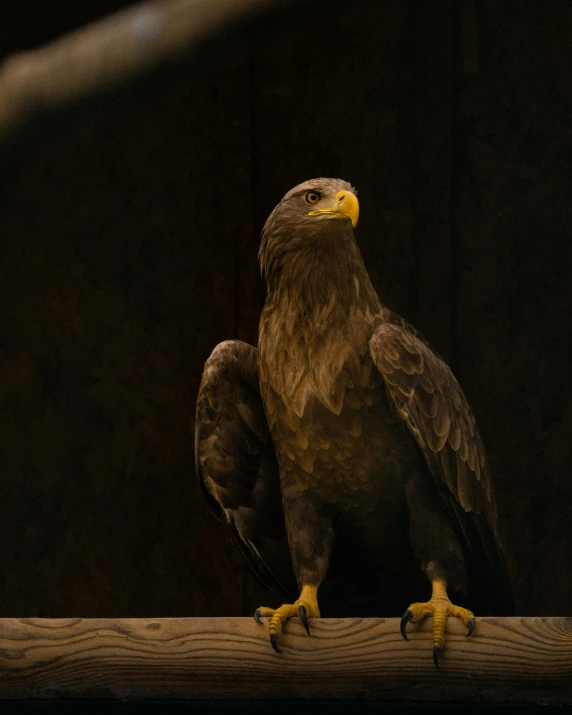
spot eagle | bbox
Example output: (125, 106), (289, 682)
(195, 178), (512, 665)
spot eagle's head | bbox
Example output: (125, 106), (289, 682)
(259, 178), (359, 285)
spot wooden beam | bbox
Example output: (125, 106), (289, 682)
(0, 617), (570, 702)
(0, 0), (310, 137)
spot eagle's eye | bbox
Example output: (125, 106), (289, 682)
(304, 191), (321, 205)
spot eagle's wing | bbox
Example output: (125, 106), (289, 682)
(195, 340), (296, 599)
(370, 322), (512, 612)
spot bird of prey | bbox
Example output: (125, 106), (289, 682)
(195, 178), (512, 665)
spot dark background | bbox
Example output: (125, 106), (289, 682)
(0, 0), (570, 619)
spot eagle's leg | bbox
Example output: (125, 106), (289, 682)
(254, 497), (332, 653)
(254, 584), (320, 653)
(402, 475), (475, 666)
(400, 577), (475, 667)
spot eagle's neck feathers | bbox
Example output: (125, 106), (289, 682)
(259, 226), (385, 419)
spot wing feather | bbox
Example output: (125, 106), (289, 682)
(370, 323), (491, 517)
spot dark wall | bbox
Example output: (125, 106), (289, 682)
(0, 0), (570, 617)
(453, 0), (572, 614)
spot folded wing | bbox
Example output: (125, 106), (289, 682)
(195, 340), (296, 599)
(370, 322), (512, 614)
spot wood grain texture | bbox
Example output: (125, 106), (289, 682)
(0, 617), (570, 702)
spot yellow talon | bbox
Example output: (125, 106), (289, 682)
(254, 584), (320, 653)
(400, 579), (475, 667)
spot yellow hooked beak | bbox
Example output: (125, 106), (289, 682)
(308, 190), (359, 227)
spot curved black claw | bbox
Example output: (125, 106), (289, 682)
(466, 617), (475, 638)
(254, 609), (263, 624)
(299, 604), (310, 636)
(433, 645), (440, 669)
(270, 633), (281, 654)
(400, 609), (413, 641)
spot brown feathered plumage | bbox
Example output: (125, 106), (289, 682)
(195, 178), (511, 659)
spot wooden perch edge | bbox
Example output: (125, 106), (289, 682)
(0, 617), (570, 702)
